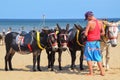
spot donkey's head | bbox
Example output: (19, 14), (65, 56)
(106, 23), (119, 47)
(47, 29), (58, 51)
(41, 27), (58, 51)
(56, 24), (69, 51)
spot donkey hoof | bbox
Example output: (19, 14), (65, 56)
(48, 65), (51, 68)
(59, 67), (62, 70)
(10, 68), (13, 71)
(51, 69), (54, 71)
(59, 68), (62, 71)
(71, 66), (74, 70)
(38, 69), (42, 71)
(106, 65), (110, 71)
(80, 67), (84, 70)
(33, 69), (36, 72)
(5, 68), (8, 71)
(71, 67), (74, 70)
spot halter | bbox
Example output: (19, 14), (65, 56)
(59, 33), (68, 46)
(76, 30), (84, 47)
(48, 32), (57, 39)
(59, 34), (68, 41)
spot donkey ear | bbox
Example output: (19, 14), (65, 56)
(74, 24), (81, 30)
(56, 23), (61, 31)
(78, 24), (83, 30)
(66, 24), (69, 31)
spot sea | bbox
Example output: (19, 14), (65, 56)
(0, 18), (120, 33)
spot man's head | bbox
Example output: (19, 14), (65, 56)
(85, 11), (94, 21)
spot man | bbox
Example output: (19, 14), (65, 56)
(84, 11), (105, 76)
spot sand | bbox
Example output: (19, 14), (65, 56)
(0, 35), (120, 80)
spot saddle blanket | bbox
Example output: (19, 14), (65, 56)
(16, 33), (33, 46)
(16, 35), (24, 45)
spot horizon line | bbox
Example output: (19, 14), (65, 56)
(0, 17), (120, 20)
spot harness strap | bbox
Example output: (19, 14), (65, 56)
(27, 44), (32, 52)
(55, 30), (59, 35)
(76, 30), (84, 47)
(37, 32), (44, 50)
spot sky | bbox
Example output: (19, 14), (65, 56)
(0, 0), (120, 19)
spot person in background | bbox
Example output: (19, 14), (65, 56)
(84, 11), (105, 76)
(6, 27), (12, 34)
(20, 26), (27, 36)
(2, 29), (6, 36)
(1, 29), (6, 44)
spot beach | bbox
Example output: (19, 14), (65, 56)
(0, 34), (120, 80)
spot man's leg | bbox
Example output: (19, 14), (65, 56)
(87, 61), (93, 75)
(97, 61), (105, 76)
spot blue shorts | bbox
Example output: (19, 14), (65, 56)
(84, 41), (102, 62)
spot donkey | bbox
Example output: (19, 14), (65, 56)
(68, 24), (86, 70)
(46, 24), (69, 71)
(4, 30), (58, 71)
(100, 22), (119, 70)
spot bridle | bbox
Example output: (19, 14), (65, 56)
(58, 33), (68, 47)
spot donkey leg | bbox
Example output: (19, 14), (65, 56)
(51, 52), (55, 71)
(5, 53), (10, 71)
(48, 53), (52, 68)
(37, 54), (42, 71)
(46, 50), (51, 68)
(70, 50), (76, 70)
(106, 46), (110, 70)
(5, 46), (11, 71)
(80, 48), (84, 70)
(8, 53), (15, 70)
(33, 52), (37, 71)
(58, 51), (62, 70)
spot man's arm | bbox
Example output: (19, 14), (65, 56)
(84, 22), (91, 36)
